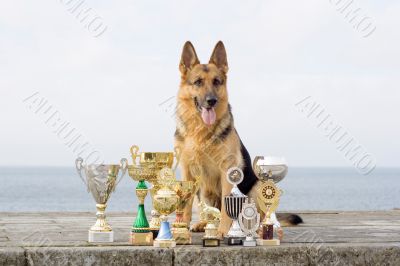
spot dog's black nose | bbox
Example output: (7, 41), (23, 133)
(206, 97), (218, 107)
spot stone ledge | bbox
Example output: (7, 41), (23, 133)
(2, 245), (400, 266)
(0, 247), (25, 266)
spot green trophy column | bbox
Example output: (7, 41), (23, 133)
(133, 180), (150, 232)
(130, 180), (153, 245)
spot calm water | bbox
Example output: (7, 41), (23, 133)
(0, 167), (399, 211)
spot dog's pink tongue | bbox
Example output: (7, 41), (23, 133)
(201, 107), (216, 126)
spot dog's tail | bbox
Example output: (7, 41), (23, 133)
(276, 213), (303, 226)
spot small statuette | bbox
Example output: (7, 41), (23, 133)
(172, 179), (200, 244)
(200, 201), (221, 247)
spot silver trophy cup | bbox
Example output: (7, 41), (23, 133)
(224, 167), (248, 245)
(75, 157), (127, 243)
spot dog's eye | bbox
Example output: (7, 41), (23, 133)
(213, 78), (222, 86)
(193, 79), (203, 87)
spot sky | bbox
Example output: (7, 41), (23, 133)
(0, 0), (399, 168)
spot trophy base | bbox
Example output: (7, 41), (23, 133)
(203, 238), (220, 247)
(243, 239), (257, 247)
(256, 238), (280, 246)
(153, 239), (176, 248)
(129, 232), (153, 246)
(224, 236), (244, 245)
(88, 230), (113, 243)
(171, 228), (192, 245)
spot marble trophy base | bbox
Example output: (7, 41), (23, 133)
(88, 230), (113, 243)
(171, 227), (192, 245)
(203, 238), (220, 247)
(153, 239), (176, 248)
(224, 236), (245, 245)
(243, 238), (257, 247)
(129, 231), (153, 246)
(256, 238), (280, 246)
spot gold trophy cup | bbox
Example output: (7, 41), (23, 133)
(153, 167), (179, 248)
(75, 157), (127, 243)
(130, 145), (180, 237)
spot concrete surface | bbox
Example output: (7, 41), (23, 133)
(1, 211), (400, 265)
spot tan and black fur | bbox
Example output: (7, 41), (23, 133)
(175, 41), (302, 236)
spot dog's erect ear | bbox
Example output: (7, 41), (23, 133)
(209, 41), (228, 73)
(179, 41), (200, 74)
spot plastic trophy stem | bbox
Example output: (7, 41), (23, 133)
(75, 157), (127, 243)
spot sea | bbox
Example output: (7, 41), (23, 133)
(0, 167), (399, 212)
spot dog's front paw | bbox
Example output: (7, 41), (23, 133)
(190, 221), (207, 232)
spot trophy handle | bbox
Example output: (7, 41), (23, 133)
(116, 158), (128, 186)
(172, 146), (181, 172)
(75, 157), (87, 186)
(130, 145), (140, 165)
(253, 156), (264, 176)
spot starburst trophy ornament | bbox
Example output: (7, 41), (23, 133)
(224, 167), (248, 245)
(253, 156), (287, 246)
(75, 157), (127, 243)
(153, 167), (179, 248)
(238, 198), (260, 247)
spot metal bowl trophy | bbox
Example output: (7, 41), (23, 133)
(200, 201), (221, 247)
(128, 145), (179, 245)
(152, 167), (179, 247)
(224, 167), (248, 245)
(253, 156), (286, 246)
(75, 157), (127, 243)
(238, 198), (260, 247)
(171, 179), (200, 244)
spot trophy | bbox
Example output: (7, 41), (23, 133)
(199, 201), (221, 247)
(153, 167), (179, 248)
(224, 167), (248, 245)
(130, 145), (180, 237)
(75, 157), (127, 243)
(238, 198), (260, 246)
(253, 156), (286, 246)
(127, 161), (159, 245)
(171, 179), (200, 244)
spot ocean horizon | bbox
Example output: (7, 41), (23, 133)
(1, 166), (399, 212)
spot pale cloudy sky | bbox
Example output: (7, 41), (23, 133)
(0, 0), (399, 167)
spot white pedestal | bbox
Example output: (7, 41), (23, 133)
(88, 230), (113, 243)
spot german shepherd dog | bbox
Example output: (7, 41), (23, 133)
(174, 41), (302, 237)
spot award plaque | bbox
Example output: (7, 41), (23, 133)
(75, 157), (127, 243)
(224, 167), (247, 245)
(238, 198), (260, 247)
